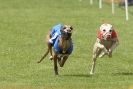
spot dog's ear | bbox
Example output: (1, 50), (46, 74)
(70, 26), (73, 30)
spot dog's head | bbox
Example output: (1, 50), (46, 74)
(61, 25), (73, 40)
(100, 23), (113, 40)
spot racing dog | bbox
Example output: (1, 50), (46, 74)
(90, 23), (119, 75)
(38, 24), (73, 75)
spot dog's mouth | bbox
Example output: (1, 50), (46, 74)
(107, 35), (111, 39)
(105, 36), (111, 40)
(61, 31), (72, 40)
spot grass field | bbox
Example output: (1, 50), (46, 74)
(0, 0), (133, 89)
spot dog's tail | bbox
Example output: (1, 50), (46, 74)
(37, 48), (49, 63)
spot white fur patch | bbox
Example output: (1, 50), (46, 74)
(100, 23), (112, 32)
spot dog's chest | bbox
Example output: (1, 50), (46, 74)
(101, 40), (113, 49)
(59, 40), (71, 53)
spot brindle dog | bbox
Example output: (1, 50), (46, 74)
(38, 24), (73, 75)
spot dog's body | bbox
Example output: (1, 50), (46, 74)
(38, 24), (73, 75)
(90, 23), (119, 75)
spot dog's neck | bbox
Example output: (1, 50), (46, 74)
(58, 37), (71, 53)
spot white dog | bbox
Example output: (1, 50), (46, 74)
(90, 23), (119, 75)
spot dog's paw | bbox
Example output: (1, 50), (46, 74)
(108, 53), (112, 58)
(49, 56), (53, 60)
(99, 52), (106, 58)
(108, 49), (112, 58)
(90, 72), (94, 75)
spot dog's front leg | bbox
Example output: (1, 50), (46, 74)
(95, 38), (108, 54)
(97, 43), (108, 53)
(108, 39), (119, 57)
(90, 47), (102, 75)
(53, 54), (58, 75)
(90, 42), (102, 75)
(109, 39), (119, 52)
(59, 55), (68, 67)
(90, 54), (97, 75)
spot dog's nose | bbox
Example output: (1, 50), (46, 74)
(67, 30), (72, 33)
(108, 34), (111, 36)
(107, 34), (111, 38)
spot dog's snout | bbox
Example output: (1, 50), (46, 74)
(67, 30), (72, 33)
(107, 34), (111, 39)
(108, 34), (111, 36)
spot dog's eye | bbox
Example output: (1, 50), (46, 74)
(103, 29), (106, 32)
(63, 27), (66, 29)
(67, 30), (72, 33)
(109, 30), (112, 32)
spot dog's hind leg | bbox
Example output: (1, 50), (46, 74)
(53, 54), (58, 75)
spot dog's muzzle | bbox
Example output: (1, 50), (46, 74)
(61, 31), (72, 40)
(103, 34), (111, 40)
(107, 34), (111, 38)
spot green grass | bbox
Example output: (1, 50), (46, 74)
(0, 0), (133, 89)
